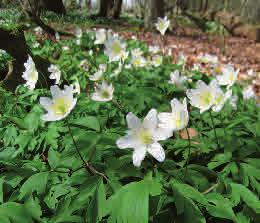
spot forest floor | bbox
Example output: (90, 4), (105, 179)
(49, 20), (260, 96)
(120, 28), (260, 95)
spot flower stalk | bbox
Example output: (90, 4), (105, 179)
(66, 119), (109, 182)
(184, 127), (191, 180)
(209, 110), (220, 148)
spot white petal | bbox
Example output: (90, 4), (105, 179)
(133, 148), (146, 167)
(154, 128), (172, 141)
(143, 109), (158, 130)
(147, 142), (165, 162)
(158, 112), (173, 130)
(50, 85), (62, 98)
(39, 97), (52, 110)
(116, 134), (138, 149)
(126, 112), (141, 129)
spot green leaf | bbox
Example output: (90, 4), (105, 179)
(171, 180), (208, 205)
(86, 178), (106, 223)
(19, 172), (49, 199)
(0, 178), (4, 204)
(0, 202), (34, 223)
(206, 193), (237, 222)
(70, 116), (100, 131)
(229, 183), (260, 213)
(105, 177), (161, 223)
(171, 181), (206, 223)
(24, 196), (42, 221)
(48, 148), (61, 169)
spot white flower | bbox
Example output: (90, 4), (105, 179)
(32, 42), (40, 48)
(34, 26), (43, 35)
(229, 95), (238, 110)
(116, 109), (171, 167)
(76, 39), (81, 45)
(104, 34), (126, 62)
(155, 16), (170, 35)
(216, 64), (239, 88)
(22, 56), (38, 90)
(158, 98), (189, 132)
(75, 27), (82, 38)
(111, 63), (123, 77)
(55, 32), (60, 41)
(40, 85), (77, 121)
(168, 70), (187, 87)
(89, 50), (93, 56)
(62, 46), (69, 51)
(72, 79), (81, 94)
(94, 28), (107, 45)
(125, 64), (132, 69)
(48, 64), (61, 84)
(131, 56), (146, 67)
(79, 59), (89, 71)
(121, 51), (129, 62)
(131, 35), (137, 40)
(212, 88), (232, 112)
(197, 53), (218, 64)
(148, 45), (160, 54)
(177, 53), (187, 65)
(186, 80), (218, 113)
(167, 48), (172, 56)
(242, 85), (256, 100)
(192, 63), (201, 71)
(0, 49), (6, 55)
(247, 69), (256, 78)
(91, 81), (114, 102)
(89, 64), (106, 81)
(151, 55), (163, 67)
(131, 48), (143, 57)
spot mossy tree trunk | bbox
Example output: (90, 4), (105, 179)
(0, 27), (53, 91)
(144, 0), (165, 30)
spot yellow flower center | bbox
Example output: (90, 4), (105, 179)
(138, 129), (153, 145)
(29, 69), (38, 81)
(214, 66), (221, 74)
(52, 98), (69, 115)
(101, 90), (110, 98)
(173, 112), (182, 129)
(200, 91), (212, 106)
(134, 58), (141, 66)
(112, 42), (122, 55)
(228, 73), (235, 82)
(159, 22), (165, 31)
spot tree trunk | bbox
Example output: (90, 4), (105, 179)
(111, 0), (123, 19)
(98, 0), (113, 17)
(42, 0), (66, 14)
(0, 28), (53, 91)
(144, 0), (165, 30)
(21, 0), (65, 15)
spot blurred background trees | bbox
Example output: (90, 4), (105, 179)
(0, 0), (259, 41)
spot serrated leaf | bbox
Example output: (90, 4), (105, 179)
(19, 172), (49, 199)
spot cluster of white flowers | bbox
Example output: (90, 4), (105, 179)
(22, 56), (39, 90)
(24, 19), (257, 169)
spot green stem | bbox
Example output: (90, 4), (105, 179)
(209, 111), (220, 148)
(66, 119), (110, 182)
(112, 99), (126, 114)
(221, 113), (227, 136)
(184, 127), (191, 180)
